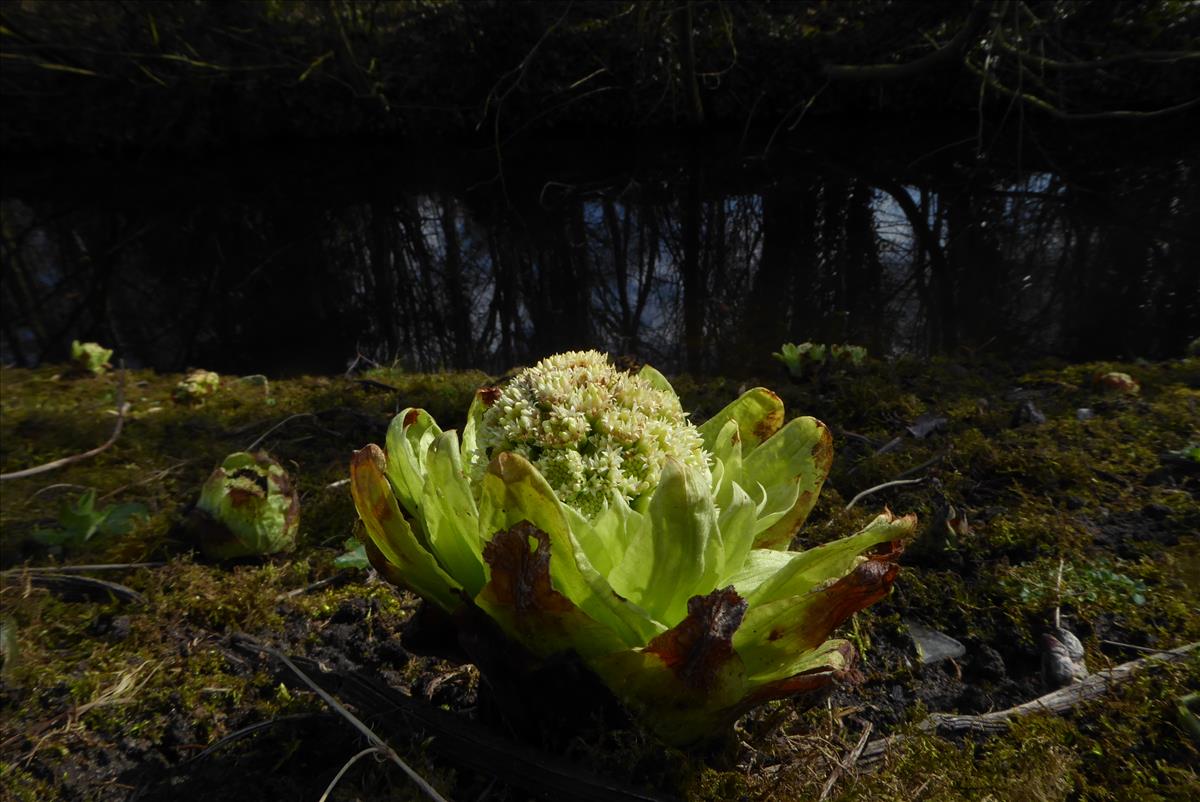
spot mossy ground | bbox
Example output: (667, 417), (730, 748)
(1, 358), (1197, 801)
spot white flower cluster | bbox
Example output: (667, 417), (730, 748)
(473, 350), (709, 517)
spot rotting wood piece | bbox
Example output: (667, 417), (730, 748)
(229, 636), (676, 802)
(859, 642), (1198, 763)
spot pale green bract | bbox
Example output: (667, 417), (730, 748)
(351, 351), (915, 744)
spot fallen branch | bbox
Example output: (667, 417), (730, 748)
(823, 1), (993, 82)
(232, 634), (449, 802)
(859, 642), (1198, 763)
(230, 634), (673, 802)
(1, 572), (146, 605)
(966, 56), (1200, 121)
(245, 412), (316, 451)
(895, 452), (945, 480)
(97, 459), (194, 501)
(188, 713), (335, 762)
(276, 571), (354, 601)
(1, 371), (129, 481)
(845, 478), (926, 510)
(2, 562), (163, 574)
(355, 377), (402, 393)
(319, 746), (386, 802)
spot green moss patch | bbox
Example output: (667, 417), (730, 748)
(1, 358), (1197, 800)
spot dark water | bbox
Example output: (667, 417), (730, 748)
(2, 141), (1197, 375)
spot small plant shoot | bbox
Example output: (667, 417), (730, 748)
(70, 341), (113, 376)
(194, 451), (300, 560)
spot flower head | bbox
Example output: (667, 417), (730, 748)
(471, 350), (708, 516)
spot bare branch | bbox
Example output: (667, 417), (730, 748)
(967, 57), (1200, 121)
(823, 2), (995, 82)
(996, 28), (1200, 71)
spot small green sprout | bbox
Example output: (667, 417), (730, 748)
(1006, 560), (1148, 612)
(174, 369), (221, 403)
(70, 341), (113, 376)
(774, 342), (867, 378)
(1096, 371), (1140, 395)
(334, 537), (370, 569)
(830, 344), (868, 366)
(31, 489), (147, 550)
(351, 350), (915, 744)
(772, 342), (824, 377)
(194, 451), (299, 559)
(1164, 444), (1200, 464)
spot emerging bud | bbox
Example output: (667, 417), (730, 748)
(174, 369), (221, 403)
(71, 341), (113, 376)
(195, 451), (299, 559)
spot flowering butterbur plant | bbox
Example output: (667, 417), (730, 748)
(350, 350), (915, 744)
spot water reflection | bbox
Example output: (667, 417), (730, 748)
(2, 153), (1195, 374)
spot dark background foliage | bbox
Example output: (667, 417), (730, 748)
(2, 0), (1198, 374)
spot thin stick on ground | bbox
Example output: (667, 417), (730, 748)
(98, 459), (194, 501)
(1, 562), (164, 574)
(233, 635), (450, 802)
(2, 572), (147, 605)
(845, 477), (925, 510)
(189, 713), (334, 762)
(895, 452), (945, 480)
(276, 571), (353, 600)
(1053, 557), (1064, 629)
(1100, 639), (1183, 655)
(27, 483), (92, 500)
(859, 641), (1198, 763)
(819, 721), (873, 801)
(244, 413), (316, 451)
(319, 746), (386, 802)
(228, 644), (669, 802)
(1, 369), (129, 481)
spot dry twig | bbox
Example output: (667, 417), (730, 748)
(819, 721), (873, 801)
(845, 478), (926, 510)
(1, 571), (146, 605)
(232, 634), (450, 802)
(230, 636), (671, 802)
(1, 370), (130, 481)
(1, 562), (163, 574)
(319, 747), (386, 802)
(245, 412), (315, 451)
(859, 641), (1198, 763)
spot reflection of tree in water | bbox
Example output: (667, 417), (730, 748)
(1, 1), (1196, 372)
(4, 156), (1195, 373)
